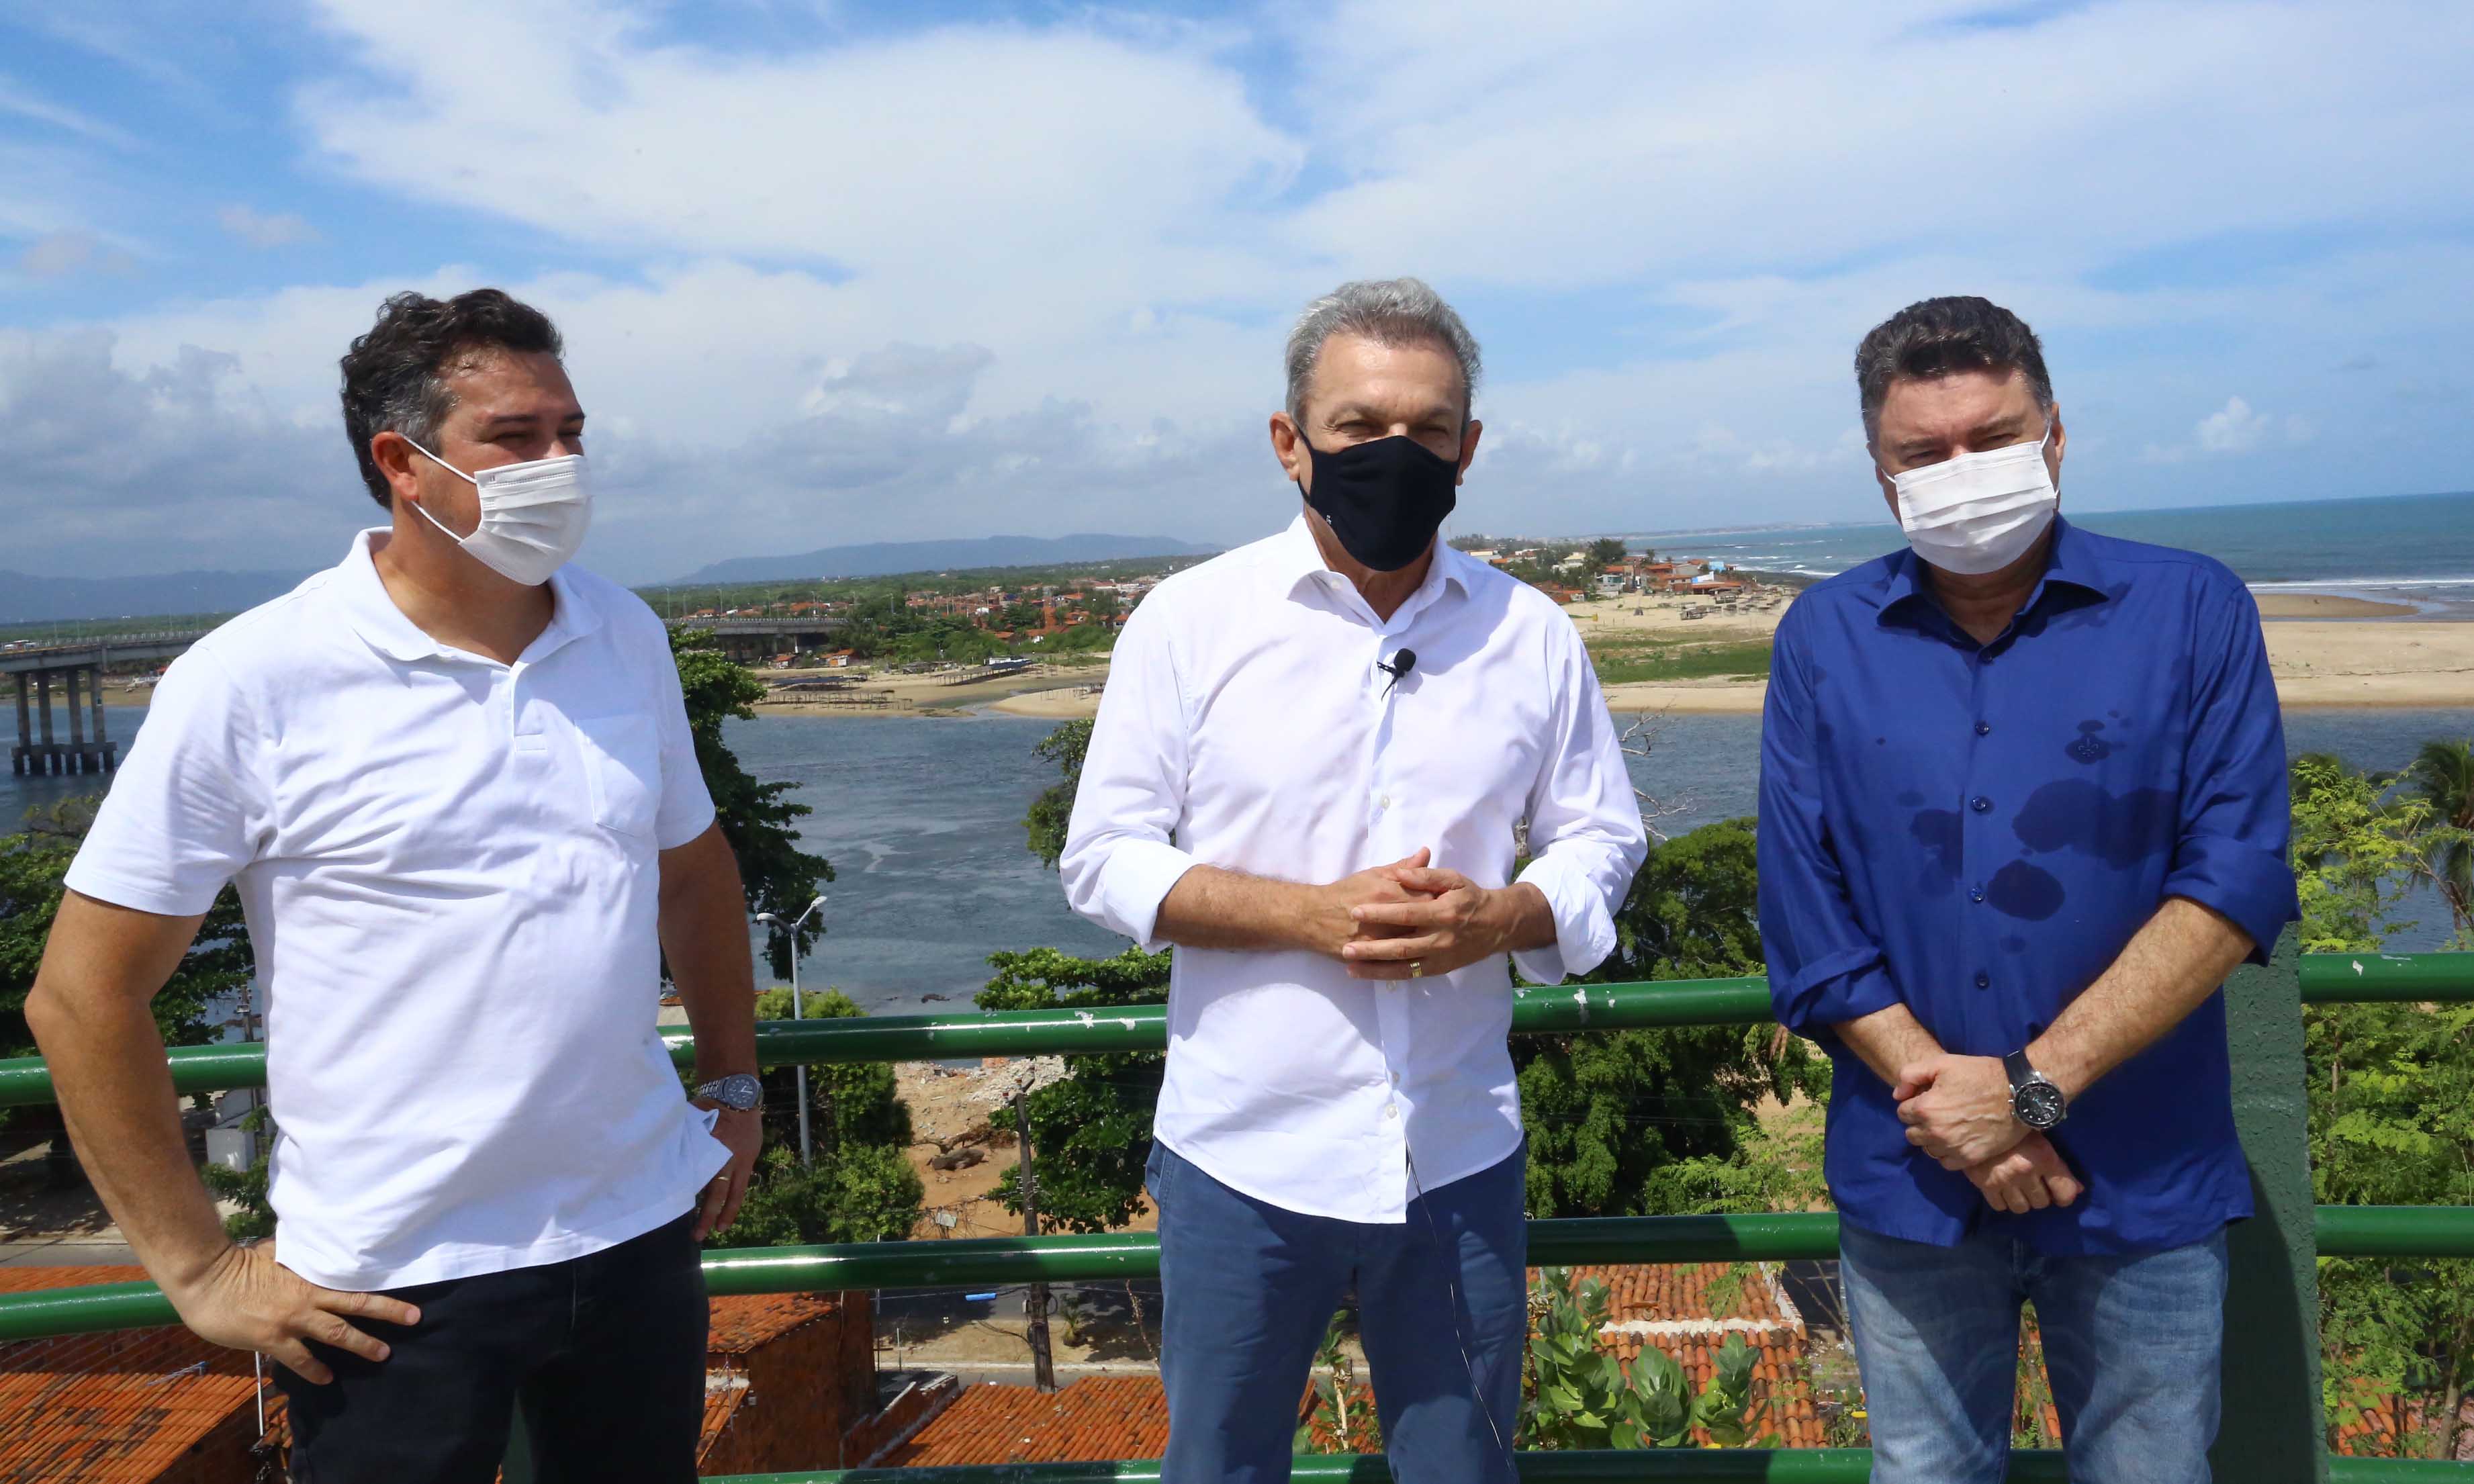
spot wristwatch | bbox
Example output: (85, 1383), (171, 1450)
(694, 1073), (763, 1112)
(2003, 1050), (2067, 1131)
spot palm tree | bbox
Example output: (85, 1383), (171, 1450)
(2401, 738), (2474, 939)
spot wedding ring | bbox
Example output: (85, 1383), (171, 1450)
(1410, 962), (1424, 979)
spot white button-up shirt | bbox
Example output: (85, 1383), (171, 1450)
(67, 530), (729, 1290)
(1061, 517), (1647, 1222)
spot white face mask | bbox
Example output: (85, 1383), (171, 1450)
(401, 438), (592, 586)
(1884, 416), (2058, 576)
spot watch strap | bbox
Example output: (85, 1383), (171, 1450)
(2002, 1048), (2034, 1091)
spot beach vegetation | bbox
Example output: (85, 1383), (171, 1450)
(1588, 639), (1774, 687)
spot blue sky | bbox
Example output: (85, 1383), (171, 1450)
(3, 0), (2469, 584)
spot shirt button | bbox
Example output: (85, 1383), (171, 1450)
(1970, 888), (1985, 904)
(1975, 972), (1991, 989)
(1378, 794), (1392, 810)
(1975, 721), (1992, 737)
(1971, 796), (1992, 813)
(1385, 1103), (1399, 1120)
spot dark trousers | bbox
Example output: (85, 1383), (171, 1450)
(276, 1211), (708, 1484)
(1150, 1140), (1528, 1483)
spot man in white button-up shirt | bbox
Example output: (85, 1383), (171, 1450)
(28, 290), (763, 1483)
(1062, 279), (1646, 1481)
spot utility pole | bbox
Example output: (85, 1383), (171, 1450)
(1014, 1086), (1056, 1393)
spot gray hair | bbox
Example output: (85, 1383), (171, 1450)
(1284, 277), (1482, 424)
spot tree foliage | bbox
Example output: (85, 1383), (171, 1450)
(711, 987), (923, 1248)
(2400, 738), (2474, 941)
(1023, 719), (1093, 870)
(1, 797), (249, 1131)
(1520, 819), (1828, 1219)
(670, 627), (834, 979)
(974, 945), (1172, 1234)
(1523, 1268), (1776, 1449)
(2291, 751), (2474, 1458)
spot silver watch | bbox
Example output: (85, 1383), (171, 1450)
(694, 1073), (762, 1111)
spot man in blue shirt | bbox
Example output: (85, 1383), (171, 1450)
(1759, 295), (2298, 1484)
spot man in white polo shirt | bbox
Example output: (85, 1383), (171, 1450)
(1062, 278), (1646, 1481)
(28, 289), (763, 1483)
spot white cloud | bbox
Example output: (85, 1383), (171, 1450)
(217, 204), (318, 248)
(5, 0), (2471, 578)
(2196, 396), (2270, 455)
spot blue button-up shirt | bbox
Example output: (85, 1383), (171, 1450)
(1758, 517), (2299, 1255)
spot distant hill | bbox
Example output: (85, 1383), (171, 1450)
(674, 534), (1218, 586)
(0, 568), (311, 626)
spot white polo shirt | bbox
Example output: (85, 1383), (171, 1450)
(1060, 518), (1647, 1223)
(66, 530), (731, 1291)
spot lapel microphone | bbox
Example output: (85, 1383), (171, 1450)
(1377, 647), (1418, 696)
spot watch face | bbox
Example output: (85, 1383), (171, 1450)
(2015, 1081), (2067, 1130)
(703, 1074), (762, 1111)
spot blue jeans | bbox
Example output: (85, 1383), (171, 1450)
(1148, 1140), (1526, 1483)
(1839, 1221), (2230, 1484)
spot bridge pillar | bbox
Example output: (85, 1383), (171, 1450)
(11, 672), (27, 776)
(36, 671), (56, 774)
(64, 667), (85, 774)
(89, 663), (113, 772)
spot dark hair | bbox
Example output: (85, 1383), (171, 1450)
(338, 289), (563, 509)
(1854, 295), (2052, 444)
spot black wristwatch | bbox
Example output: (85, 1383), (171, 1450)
(694, 1073), (763, 1112)
(2003, 1050), (2066, 1131)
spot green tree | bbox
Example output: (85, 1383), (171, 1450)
(1584, 537), (1631, 575)
(2400, 738), (2474, 940)
(1520, 819), (1827, 1219)
(709, 987), (923, 1248)
(2291, 751), (2474, 1458)
(1023, 719), (1093, 870)
(1, 797), (250, 1157)
(975, 945), (1172, 1232)
(670, 627), (833, 979)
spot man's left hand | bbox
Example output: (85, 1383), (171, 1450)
(692, 1102), (764, 1242)
(1339, 866), (1509, 980)
(1894, 1054), (2025, 1169)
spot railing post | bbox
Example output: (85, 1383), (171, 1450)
(2214, 925), (2328, 1481)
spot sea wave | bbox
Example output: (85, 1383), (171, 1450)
(2246, 576), (2474, 592)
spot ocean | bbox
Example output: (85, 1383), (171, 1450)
(9, 702), (2469, 1015)
(1626, 490), (2474, 610)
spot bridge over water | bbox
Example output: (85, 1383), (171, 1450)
(4, 633), (203, 776)
(4, 614), (837, 774)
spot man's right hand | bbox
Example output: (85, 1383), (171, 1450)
(1303, 849), (1438, 958)
(1964, 1131), (2084, 1215)
(166, 1240), (421, 1384)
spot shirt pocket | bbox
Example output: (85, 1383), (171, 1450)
(573, 712), (661, 838)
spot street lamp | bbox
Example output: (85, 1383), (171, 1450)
(751, 894), (828, 1168)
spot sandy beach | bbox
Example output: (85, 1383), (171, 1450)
(81, 586), (2473, 720)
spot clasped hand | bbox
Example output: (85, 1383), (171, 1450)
(1896, 1053), (2082, 1214)
(1310, 848), (1509, 980)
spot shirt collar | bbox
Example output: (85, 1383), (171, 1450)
(1875, 515), (2113, 630)
(1271, 513), (1473, 604)
(333, 528), (602, 665)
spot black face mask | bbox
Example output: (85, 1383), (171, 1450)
(1297, 432), (1461, 572)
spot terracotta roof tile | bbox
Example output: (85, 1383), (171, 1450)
(886, 1377), (1170, 1467)
(704, 1291), (845, 1354)
(0, 1266), (270, 1484)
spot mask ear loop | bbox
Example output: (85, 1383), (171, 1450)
(396, 435), (480, 545)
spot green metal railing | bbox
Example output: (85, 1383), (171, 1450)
(1, 947), (2468, 1482)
